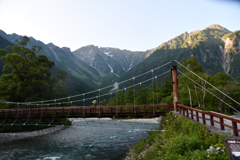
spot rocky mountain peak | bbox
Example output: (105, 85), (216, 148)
(47, 42), (56, 48)
(61, 47), (72, 53)
(206, 24), (230, 33)
(74, 45), (100, 55)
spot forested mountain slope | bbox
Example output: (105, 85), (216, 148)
(118, 24), (240, 83)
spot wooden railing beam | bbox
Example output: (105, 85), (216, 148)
(176, 103), (240, 137)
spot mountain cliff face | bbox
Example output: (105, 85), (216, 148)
(73, 45), (148, 77)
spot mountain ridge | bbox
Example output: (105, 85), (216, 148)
(119, 24), (240, 83)
(0, 24), (239, 95)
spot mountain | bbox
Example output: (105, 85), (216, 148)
(0, 35), (14, 75)
(0, 34), (13, 49)
(0, 30), (149, 94)
(73, 45), (148, 77)
(1, 24), (239, 95)
(0, 30), (93, 94)
(119, 24), (240, 84)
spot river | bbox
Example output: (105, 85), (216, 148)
(0, 118), (160, 160)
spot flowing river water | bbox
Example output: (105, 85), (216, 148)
(0, 118), (160, 160)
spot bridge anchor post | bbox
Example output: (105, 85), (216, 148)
(171, 61), (179, 111)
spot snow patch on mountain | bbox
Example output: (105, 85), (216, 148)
(108, 64), (113, 73)
(104, 52), (113, 57)
(92, 80), (102, 86)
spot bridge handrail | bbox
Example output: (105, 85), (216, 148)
(177, 103), (240, 136)
(0, 104), (172, 121)
(0, 104), (171, 110)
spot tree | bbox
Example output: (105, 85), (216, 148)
(179, 56), (206, 108)
(159, 76), (173, 104)
(210, 72), (240, 113)
(0, 36), (68, 103)
(178, 56), (240, 114)
(180, 56), (203, 73)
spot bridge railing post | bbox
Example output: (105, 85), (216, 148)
(220, 117), (225, 130)
(232, 121), (239, 136)
(210, 114), (214, 126)
(169, 103), (172, 111)
(191, 110), (193, 119)
(202, 113), (206, 125)
(196, 112), (199, 122)
(171, 61), (179, 112)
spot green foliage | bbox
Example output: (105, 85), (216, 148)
(181, 56), (203, 73)
(126, 113), (229, 160)
(178, 56), (240, 114)
(0, 36), (69, 102)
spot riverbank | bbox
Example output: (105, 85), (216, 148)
(0, 125), (66, 143)
(69, 117), (161, 124)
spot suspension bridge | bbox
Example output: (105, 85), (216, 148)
(1, 60), (240, 136)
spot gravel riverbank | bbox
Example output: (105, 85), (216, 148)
(69, 117), (161, 124)
(0, 125), (66, 143)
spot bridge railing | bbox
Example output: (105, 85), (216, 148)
(177, 103), (240, 136)
(0, 104), (172, 119)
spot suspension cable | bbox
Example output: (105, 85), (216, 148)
(0, 61), (172, 106)
(176, 60), (240, 106)
(178, 70), (240, 113)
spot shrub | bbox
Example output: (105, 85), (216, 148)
(126, 112), (230, 160)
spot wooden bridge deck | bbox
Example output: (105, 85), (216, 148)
(0, 104), (172, 119)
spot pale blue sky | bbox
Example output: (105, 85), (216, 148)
(0, 0), (239, 52)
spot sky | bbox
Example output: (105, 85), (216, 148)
(0, 0), (239, 52)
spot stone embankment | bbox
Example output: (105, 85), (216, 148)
(0, 126), (66, 143)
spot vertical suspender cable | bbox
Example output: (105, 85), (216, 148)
(133, 77), (136, 117)
(124, 88), (127, 105)
(116, 90), (118, 106)
(152, 70), (154, 105)
(152, 70), (154, 115)
(155, 76), (159, 104)
(17, 102), (19, 117)
(133, 77), (135, 106)
(139, 82), (142, 105)
(110, 92), (112, 106)
(68, 97), (70, 107)
(98, 89), (100, 106)
(83, 93), (85, 107)
(28, 102), (30, 116)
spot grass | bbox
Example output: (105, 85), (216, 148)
(125, 112), (230, 160)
